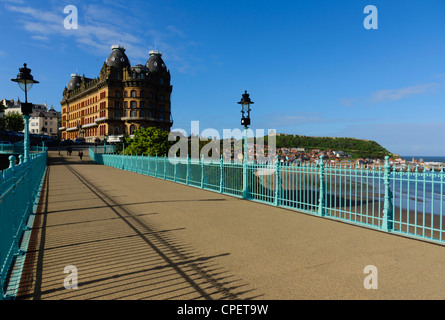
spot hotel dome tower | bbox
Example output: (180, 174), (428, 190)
(60, 45), (173, 142)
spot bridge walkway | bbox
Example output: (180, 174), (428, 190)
(15, 151), (445, 299)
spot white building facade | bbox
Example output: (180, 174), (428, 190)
(1, 98), (61, 137)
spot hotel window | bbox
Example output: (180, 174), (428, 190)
(130, 125), (136, 135)
(115, 91), (120, 97)
(114, 126), (120, 135)
(159, 105), (164, 121)
(114, 110), (120, 118)
(130, 109), (137, 118)
(159, 95), (164, 101)
(148, 103), (153, 118)
(131, 90), (136, 98)
(130, 101), (137, 109)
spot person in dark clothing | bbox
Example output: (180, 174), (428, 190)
(79, 150), (83, 161)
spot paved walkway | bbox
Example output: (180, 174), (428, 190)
(15, 151), (445, 300)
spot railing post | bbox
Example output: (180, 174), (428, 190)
(219, 155), (224, 193)
(382, 156), (393, 232)
(242, 135), (249, 199)
(200, 155), (205, 189)
(186, 154), (190, 185)
(8, 156), (21, 256)
(317, 156), (326, 217)
(20, 155), (31, 232)
(164, 155), (167, 179)
(274, 155), (281, 206)
(173, 154), (177, 182)
(155, 155), (158, 178)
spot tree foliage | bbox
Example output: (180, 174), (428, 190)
(123, 127), (173, 156)
(4, 112), (24, 132)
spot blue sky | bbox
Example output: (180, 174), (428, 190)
(1, 0), (445, 156)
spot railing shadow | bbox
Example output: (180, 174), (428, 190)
(16, 158), (261, 300)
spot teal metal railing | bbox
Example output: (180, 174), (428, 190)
(0, 152), (47, 299)
(0, 144), (47, 155)
(89, 148), (445, 245)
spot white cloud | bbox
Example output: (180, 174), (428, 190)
(0, 0), (25, 4)
(3, 2), (198, 74)
(339, 98), (356, 107)
(370, 83), (437, 103)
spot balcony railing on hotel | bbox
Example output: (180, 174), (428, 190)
(0, 152), (47, 299)
(89, 148), (445, 245)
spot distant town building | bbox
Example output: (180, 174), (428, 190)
(60, 45), (173, 143)
(1, 98), (61, 137)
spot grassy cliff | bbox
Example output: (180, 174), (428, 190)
(266, 135), (395, 159)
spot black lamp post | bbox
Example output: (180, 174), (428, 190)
(237, 91), (254, 199)
(238, 90), (253, 129)
(11, 63), (39, 163)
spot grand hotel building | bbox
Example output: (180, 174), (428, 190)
(60, 45), (173, 142)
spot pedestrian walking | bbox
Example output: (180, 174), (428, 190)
(79, 150), (83, 161)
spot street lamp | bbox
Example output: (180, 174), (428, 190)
(237, 90), (254, 199)
(11, 63), (39, 163)
(238, 90), (253, 129)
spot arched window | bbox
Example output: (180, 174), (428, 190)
(130, 109), (137, 118)
(130, 101), (137, 108)
(130, 125), (136, 135)
(131, 90), (136, 98)
(114, 126), (120, 135)
(140, 109), (145, 117)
